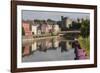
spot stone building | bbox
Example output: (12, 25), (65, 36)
(62, 16), (72, 28)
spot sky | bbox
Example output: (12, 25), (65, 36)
(22, 10), (90, 21)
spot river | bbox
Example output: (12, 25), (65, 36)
(22, 36), (87, 62)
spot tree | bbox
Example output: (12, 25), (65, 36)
(71, 21), (81, 30)
(80, 19), (90, 38)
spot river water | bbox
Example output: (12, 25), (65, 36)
(22, 36), (86, 62)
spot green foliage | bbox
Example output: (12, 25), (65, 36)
(78, 36), (90, 56)
(68, 21), (81, 30)
(80, 19), (90, 38)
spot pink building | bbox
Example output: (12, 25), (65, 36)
(48, 24), (52, 33)
(22, 21), (32, 36)
(41, 24), (49, 34)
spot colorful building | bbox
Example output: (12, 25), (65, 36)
(22, 21), (32, 36)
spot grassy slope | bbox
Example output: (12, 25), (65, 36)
(78, 36), (90, 58)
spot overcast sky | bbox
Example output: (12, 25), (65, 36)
(22, 10), (90, 21)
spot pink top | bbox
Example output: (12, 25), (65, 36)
(77, 48), (87, 59)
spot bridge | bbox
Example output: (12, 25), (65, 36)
(23, 30), (80, 38)
(22, 30), (81, 42)
(59, 30), (81, 34)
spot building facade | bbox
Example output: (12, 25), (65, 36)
(22, 21), (32, 36)
(61, 16), (72, 29)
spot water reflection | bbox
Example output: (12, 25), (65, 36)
(22, 36), (87, 62)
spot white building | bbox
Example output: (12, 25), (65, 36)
(65, 18), (72, 28)
(32, 25), (38, 35)
(54, 24), (60, 34)
(61, 16), (72, 29)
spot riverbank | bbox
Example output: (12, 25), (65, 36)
(78, 36), (90, 58)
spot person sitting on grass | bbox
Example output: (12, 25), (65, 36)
(73, 41), (87, 60)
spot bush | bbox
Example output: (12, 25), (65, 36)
(78, 36), (90, 56)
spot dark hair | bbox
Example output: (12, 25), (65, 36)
(74, 41), (81, 49)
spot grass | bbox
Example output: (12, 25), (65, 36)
(77, 36), (90, 58)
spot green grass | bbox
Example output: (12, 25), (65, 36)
(78, 36), (90, 57)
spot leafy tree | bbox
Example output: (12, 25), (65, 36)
(71, 21), (81, 30)
(80, 19), (90, 38)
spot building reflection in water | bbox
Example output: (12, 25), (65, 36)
(22, 36), (87, 62)
(22, 44), (31, 56)
(59, 41), (68, 52)
(32, 42), (37, 51)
